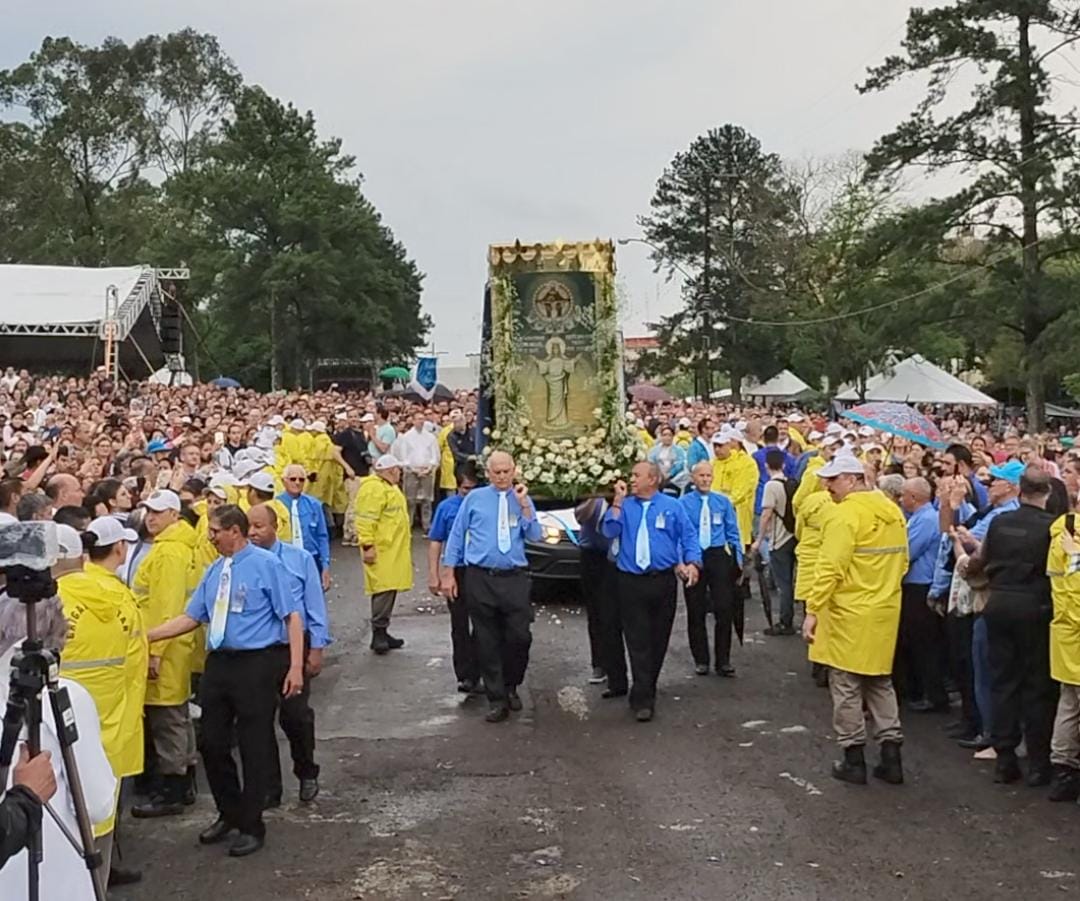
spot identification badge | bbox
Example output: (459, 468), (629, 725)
(230, 583), (246, 614)
(713, 513), (723, 525)
(656, 513), (666, 529)
(509, 516), (520, 528)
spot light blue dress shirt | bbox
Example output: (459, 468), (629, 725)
(679, 490), (744, 566)
(268, 540), (332, 649)
(904, 502), (940, 585)
(442, 485), (543, 569)
(601, 492), (702, 574)
(186, 543), (299, 650)
(277, 491), (331, 571)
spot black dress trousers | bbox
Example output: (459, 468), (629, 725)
(617, 569), (678, 712)
(200, 645), (287, 838)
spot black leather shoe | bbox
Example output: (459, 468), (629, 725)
(994, 754), (1022, 784)
(1048, 765), (1080, 802)
(227, 833), (265, 858)
(694, 664), (709, 676)
(385, 633), (405, 650)
(108, 865), (143, 887)
(485, 705), (509, 723)
(371, 629), (390, 654)
(507, 690), (523, 712)
(872, 741), (904, 785)
(198, 817), (234, 845)
(635, 708), (654, 722)
(717, 664), (736, 678)
(957, 733), (991, 750)
(131, 795), (184, 819)
(299, 777), (320, 803)
(1026, 764), (1053, 788)
(601, 687), (628, 699)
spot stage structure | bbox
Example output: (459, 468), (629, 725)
(0, 264), (190, 381)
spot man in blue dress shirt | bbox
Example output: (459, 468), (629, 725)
(896, 477), (947, 713)
(248, 503), (332, 805)
(680, 461), (744, 677)
(428, 461), (481, 694)
(279, 463), (332, 591)
(602, 461), (702, 722)
(146, 504), (303, 858)
(575, 493), (623, 690)
(441, 451), (542, 723)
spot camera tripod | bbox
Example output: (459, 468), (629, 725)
(0, 577), (107, 901)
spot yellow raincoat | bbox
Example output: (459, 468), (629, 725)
(57, 562), (146, 835)
(355, 475), (413, 593)
(1048, 516), (1080, 685)
(674, 429), (693, 449)
(794, 490), (834, 601)
(134, 520), (198, 707)
(806, 489), (908, 675)
(438, 424), (456, 493)
(311, 432), (345, 510)
(793, 453), (827, 512)
(711, 449), (758, 546)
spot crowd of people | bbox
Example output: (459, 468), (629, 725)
(2, 365), (1080, 898)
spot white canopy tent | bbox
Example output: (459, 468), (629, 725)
(0, 264), (175, 375)
(743, 369), (814, 401)
(835, 355), (997, 406)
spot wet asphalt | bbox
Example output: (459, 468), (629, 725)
(121, 534), (1080, 900)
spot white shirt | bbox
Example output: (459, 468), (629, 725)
(392, 427), (440, 470)
(0, 643), (116, 901)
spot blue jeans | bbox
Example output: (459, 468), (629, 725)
(973, 615), (992, 735)
(768, 540), (796, 628)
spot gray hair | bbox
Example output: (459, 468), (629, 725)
(0, 593), (68, 658)
(877, 473), (904, 503)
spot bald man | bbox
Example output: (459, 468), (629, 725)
(44, 472), (84, 512)
(897, 476), (947, 713)
(277, 464), (332, 591)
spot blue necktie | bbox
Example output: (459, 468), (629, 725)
(636, 500), (651, 570)
(699, 494), (711, 550)
(497, 491), (511, 553)
(208, 558), (233, 650)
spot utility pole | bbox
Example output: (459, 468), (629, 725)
(701, 182), (712, 402)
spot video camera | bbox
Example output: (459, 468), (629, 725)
(0, 521), (61, 604)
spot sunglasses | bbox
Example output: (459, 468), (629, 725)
(284, 476), (305, 483)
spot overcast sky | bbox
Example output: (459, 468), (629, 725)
(5, 2), (1078, 364)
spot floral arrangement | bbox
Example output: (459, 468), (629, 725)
(484, 245), (643, 500)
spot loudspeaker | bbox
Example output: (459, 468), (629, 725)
(160, 301), (182, 354)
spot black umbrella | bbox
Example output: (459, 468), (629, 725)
(387, 383), (455, 403)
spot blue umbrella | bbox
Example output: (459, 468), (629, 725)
(211, 376), (241, 389)
(845, 401), (945, 449)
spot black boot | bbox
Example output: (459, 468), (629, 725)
(872, 741), (904, 785)
(371, 628), (390, 655)
(831, 745), (867, 785)
(131, 774), (186, 818)
(385, 632), (405, 650)
(1048, 765), (1080, 802)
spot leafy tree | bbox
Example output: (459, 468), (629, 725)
(860, 0), (1080, 429)
(168, 87), (428, 389)
(640, 124), (798, 401)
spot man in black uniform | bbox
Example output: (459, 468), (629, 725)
(966, 466), (1058, 786)
(334, 409), (372, 547)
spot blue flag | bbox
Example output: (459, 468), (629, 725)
(410, 356), (438, 400)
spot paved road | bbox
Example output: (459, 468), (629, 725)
(122, 534), (1080, 900)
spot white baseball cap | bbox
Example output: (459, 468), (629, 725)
(290, 418), (305, 430)
(825, 422), (843, 436)
(786, 412), (805, 422)
(308, 420), (326, 433)
(817, 452), (866, 478)
(268, 415), (285, 426)
(87, 516), (138, 546)
(808, 429), (824, 441)
(374, 454), (402, 471)
(244, 471), (276, 494)
(208, 485), (228, 500)
(141, 489), (181, 512)
(857, 425), (875, 438)
(56, 523), (84, 560)
(360, 412), (375, 423)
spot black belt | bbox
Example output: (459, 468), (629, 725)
(210, 645), (287, 658)
(469, 565), (527, 577)
(619, 569), (672, 579)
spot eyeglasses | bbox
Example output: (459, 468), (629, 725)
(284, 476), (305, 482)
